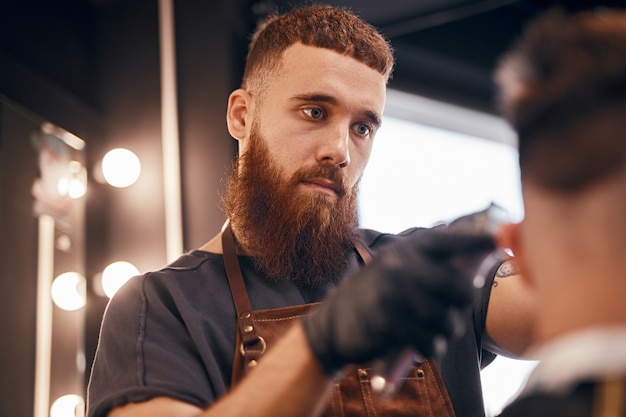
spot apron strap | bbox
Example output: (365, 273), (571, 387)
(352, 235), (373, 265)
(222, 223), (266, 366)
(591, 377), (626, 417)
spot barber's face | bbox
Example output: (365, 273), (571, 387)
(241, 42), (387, 198)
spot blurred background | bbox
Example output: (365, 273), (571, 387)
(1, 1), (618, 416)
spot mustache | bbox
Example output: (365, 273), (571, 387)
(291, 165), (349, 197)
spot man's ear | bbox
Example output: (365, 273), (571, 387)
(497, 222), (534, 289)
(226, 88), (254, 141)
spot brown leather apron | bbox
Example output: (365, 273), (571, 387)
(223, 224), (456, 416)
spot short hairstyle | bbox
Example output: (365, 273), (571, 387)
(495, 8), (626, 192)
(241, 5), (394, 99)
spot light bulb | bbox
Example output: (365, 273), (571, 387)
(69, 160), (87, 198)
(50, 394), (85, 417)
(101, 261), (140, 298)
(51, 272), (86, 311)
(101, 148), (141, 188)
(56, 161), (87, 199)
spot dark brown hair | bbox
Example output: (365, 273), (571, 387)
(495, 8), (626, 192)
(242, 5), (394, 98)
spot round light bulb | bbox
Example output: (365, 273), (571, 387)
(50, 394), (85, 417)
(69, 160), (87, 198)
(56, 161), (87, 198)
(51, 272), (86, 311)
(68, 178), (87, 199)
(101, 148), (141, 188)
(101, 261), (140, 298)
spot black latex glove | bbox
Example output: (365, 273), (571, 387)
(301, 222), (496, 376)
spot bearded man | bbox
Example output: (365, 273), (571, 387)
(87, 5), (535, 417)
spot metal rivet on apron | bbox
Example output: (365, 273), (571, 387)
(248, 360), (258, 368)
(239, 312), (251, 319)
(417, 369), (425, 378)
(244, 325), (254, 333)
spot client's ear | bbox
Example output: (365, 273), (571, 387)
(497, 222), (533, 288)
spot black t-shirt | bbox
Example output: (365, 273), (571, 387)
(87, 228), (498, 417)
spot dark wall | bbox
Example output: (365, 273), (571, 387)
(0, 0), (98, 110)
(175, 0), (248, 250)
(0, 97), (42, 417)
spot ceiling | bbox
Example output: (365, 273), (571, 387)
(267, 0), (626, 113)
(2, 0), (624, 115)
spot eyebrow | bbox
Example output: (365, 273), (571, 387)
(291, 93), (382, 127)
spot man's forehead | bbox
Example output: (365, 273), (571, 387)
(278, 43), (384, 81)
(273, 44), (386, 104)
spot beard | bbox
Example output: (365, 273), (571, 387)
(223, 125), (359, 288)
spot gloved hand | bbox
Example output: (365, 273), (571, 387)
(301, 221), (496, 376)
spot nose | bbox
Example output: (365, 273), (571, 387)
(316, 123), (350, 168)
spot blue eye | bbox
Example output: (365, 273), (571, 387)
(352, 123), (373, 137)
(303, 107), (325, 120)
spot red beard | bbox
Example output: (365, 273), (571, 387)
(223, 126), (359, 287)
